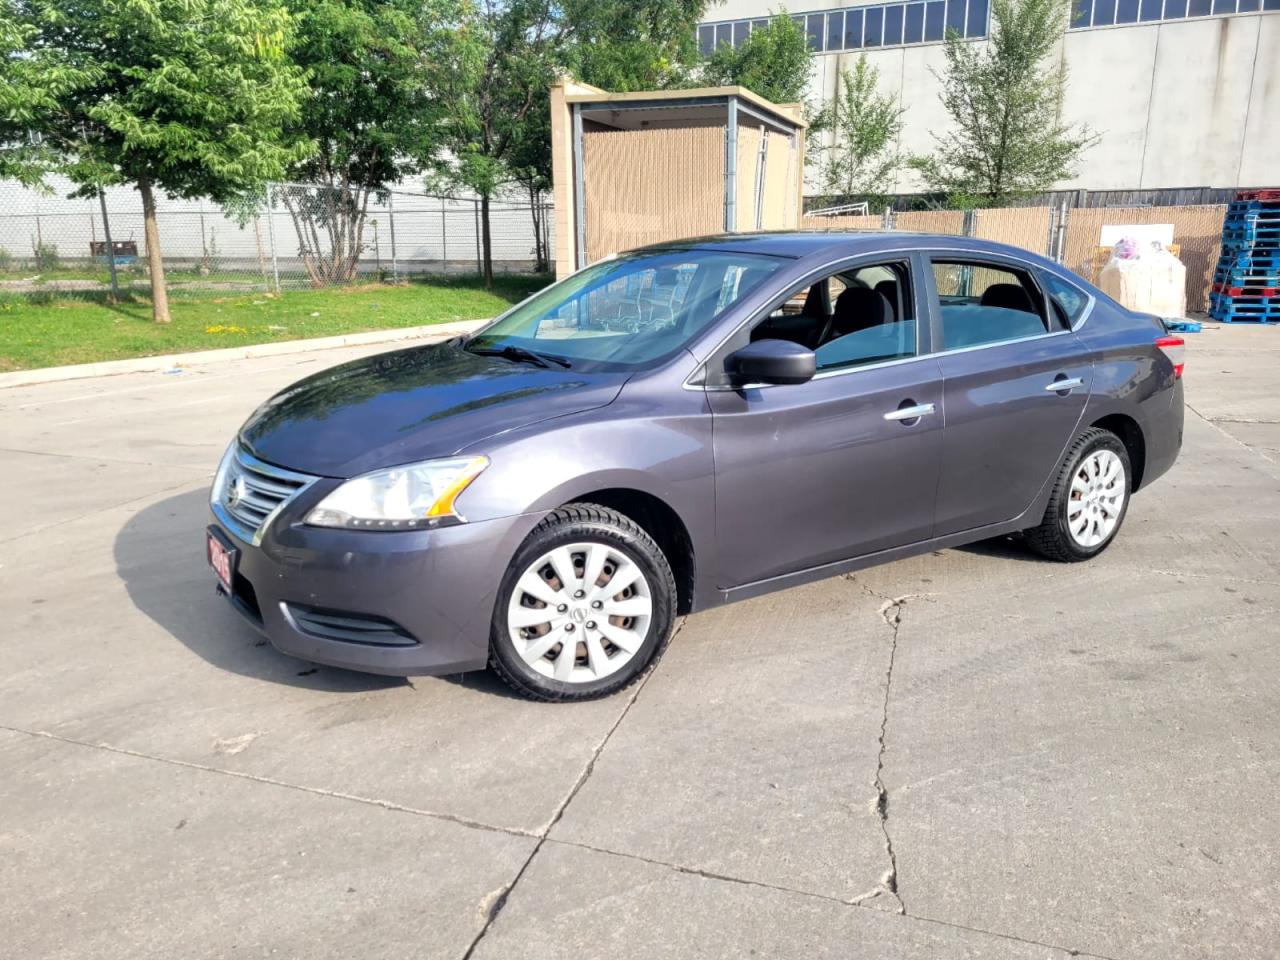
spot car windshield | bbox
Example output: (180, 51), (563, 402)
(466, 249), (787, 371)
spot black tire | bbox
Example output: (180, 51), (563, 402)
(1025, 427), (1132, 562)
(488, 503), (677, 701)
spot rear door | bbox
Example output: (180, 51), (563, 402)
(927, 254), (1094, 536)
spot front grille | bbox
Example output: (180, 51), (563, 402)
(215, 445), (315, 542)
(285, 604), (419, 647)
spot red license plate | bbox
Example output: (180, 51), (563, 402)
(207, 531), (235, 592)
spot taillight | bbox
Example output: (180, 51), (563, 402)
(1156, 335), (1185, 379)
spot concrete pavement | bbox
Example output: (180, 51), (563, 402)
(1, 324), (1277, 959)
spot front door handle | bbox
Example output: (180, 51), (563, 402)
(884, 402), (936, 422)
(1045, 376), (1084, 393)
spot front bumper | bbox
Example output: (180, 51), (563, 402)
(207, 507), (541, 676)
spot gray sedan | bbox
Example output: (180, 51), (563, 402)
(207, 232), (1185, 700)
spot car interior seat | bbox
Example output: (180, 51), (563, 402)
(978, 282), (1036, 314)
(874, 279), (899, 320)
(830, 287), (893, 339)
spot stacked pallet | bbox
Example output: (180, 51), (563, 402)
(1210, 189), (1280, 323)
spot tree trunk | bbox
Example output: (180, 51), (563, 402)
(528, 185), (548, 274)
(139, 177), (171, 324)
(480, 191), (493, 288)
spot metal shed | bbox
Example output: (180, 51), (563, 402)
(550, 78), (807, 277)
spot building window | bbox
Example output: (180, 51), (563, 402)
(827, 9), (845, 49)
(1069, 0), (1277, 27)
(905, 2), (925, 41)
(806, 12), (826, 50)
(924, 0), (946, 40)
(845, 8), (864, 46)
(865, 6), (884, 45)
(697, 1), (992, 57)
(885, 4), (905, 43)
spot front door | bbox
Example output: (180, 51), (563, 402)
(926, 256), (1093, 536)
(707, 258), (945, 588)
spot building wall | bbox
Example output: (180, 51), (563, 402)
(702, 2), (1280, 191)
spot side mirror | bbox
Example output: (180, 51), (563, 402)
(725, 339), (817, 386)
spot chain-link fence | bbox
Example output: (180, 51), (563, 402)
(802, 202), (1228, 312)
(0, 176), (553, 302)
(1, 173), (1230, 313)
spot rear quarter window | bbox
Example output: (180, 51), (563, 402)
(1040, 270), (1090, 328)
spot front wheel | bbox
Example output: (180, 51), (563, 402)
(1025, 428), (1131, 562)
(488, 504), (677, 701)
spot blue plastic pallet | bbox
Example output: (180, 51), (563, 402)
(1164, 319), (1202, 333)
(1223, 226), (1280, 240)
(1226, 200), (1280, 218)
(1224, 211), (1280, 226)
(1209, 293), (1279, 323)
(1221, 238), (1280, 255)
(1219, 249), (1280, 266)
(1213, 265), (1280, 286)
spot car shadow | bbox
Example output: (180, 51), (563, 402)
(952, 534), (1049, 563)
(114, 488), (406, 692)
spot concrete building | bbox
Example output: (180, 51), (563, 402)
(699, 1), (1280, 193)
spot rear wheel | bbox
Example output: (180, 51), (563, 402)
(489, 504), (676, 701)
(1026, 428), (1131, 562)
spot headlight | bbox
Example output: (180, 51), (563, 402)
(211, 440), (237, 505)
(305, 456), (489, 530)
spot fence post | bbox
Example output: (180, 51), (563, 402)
(1054, 199), (1069, 264)
(474, 198), (482, 275)
(97, 186), (120, 303)
(883, 205), (893, 230)
(962, 208), (977, 237)
(265, 183), (281, 294)
(387, 190), (399, 283)
(441, 198), (448, 273)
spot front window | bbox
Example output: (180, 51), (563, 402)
(467, 250), (787, 371)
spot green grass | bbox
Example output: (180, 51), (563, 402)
(0, 275), (549, 371)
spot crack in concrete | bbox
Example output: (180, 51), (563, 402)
(1187, 401), (1279, 467)
(870, 594), (916, 915)
(846, 577), (936, 914)
(1143, 567), (1280, 588)
(3, 725), (539, 839)
(459, 623), (675, 960)
(548, 838), (1113, 959)
(4, 656), (1115, 960)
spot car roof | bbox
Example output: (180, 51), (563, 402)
(634, 231), (1057, 268)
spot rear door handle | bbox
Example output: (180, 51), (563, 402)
(1045, 377), (1084, 392)
(883, 403), (936, 422)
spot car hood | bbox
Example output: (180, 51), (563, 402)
(239, 340), (627, 477)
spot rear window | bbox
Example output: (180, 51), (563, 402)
(931, 260), (1051, 351)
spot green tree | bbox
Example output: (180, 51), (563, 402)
(428, 0), (564, 287)
(430, 0), (708, 283)
(0, 0), (95, 185)
(911, 0), (1096, 207)
(496, 0), (707, 274)
(700, 11), (811, 106)
(13, 0), (310, 321)
(566, 0), (705, 92)
(505, 103), (553, 273)
(812, 56), (904, 205)
(280, 0), (457, 285)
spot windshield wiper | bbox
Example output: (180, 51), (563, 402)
(468, 344), (571, 369)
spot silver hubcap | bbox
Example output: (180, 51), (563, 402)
(507, 542), (653, 684)
(1067, 449), (1126, 548)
